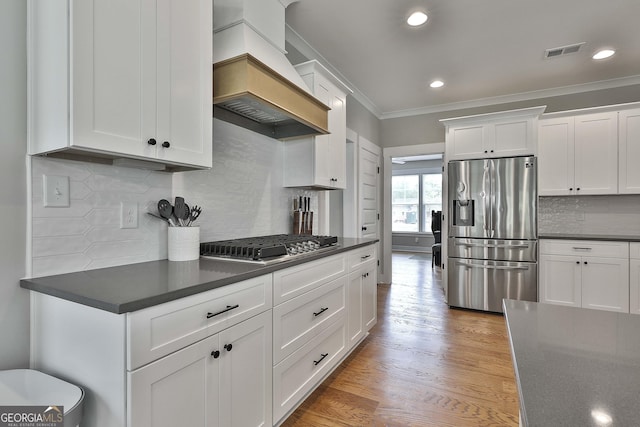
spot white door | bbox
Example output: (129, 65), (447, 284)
(218, 311), (272, 427)
(128, 334), (219, 427)
(538, 117), (575, 196)
(581, 257), (629, 312)
(362, 264), (377, 331)
(574, 112), (618, 195)
(154, 0), (212, 167)
(539, 255), (582, 307)
(72, 0), (153, 158)
(619, 108), (640, 194)
(347, 270), (364, 347)
(359, 137), (380, 240)
(630, 249), (640, 315)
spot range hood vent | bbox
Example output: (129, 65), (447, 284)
(214, 54), (329, 140)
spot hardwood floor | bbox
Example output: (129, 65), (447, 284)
(282, 252), (520, 427)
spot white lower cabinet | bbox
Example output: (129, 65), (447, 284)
(539, 240), (629, 313)
(129, 310), (272, 427)
(347, 245), (378, 346)
(271, 244), (378, 425)
(30, 244), (378, 427)
(630, 243), (640, 315)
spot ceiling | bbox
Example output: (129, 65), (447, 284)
(285, 0), (640, 119)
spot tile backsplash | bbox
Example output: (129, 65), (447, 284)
(539, 195), (640, 236)
(30, 119), (316, 277)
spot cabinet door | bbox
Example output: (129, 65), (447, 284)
(539, 254), (581, 307)
(619, 108), (640, 194)
(574, 112), (618, 195)
(493, 118), (535, 157)
(347, 271), (364, 347)
(73, 0), (152, 158)
(128, 334), (219, 427)
(218, 311), (272, 427)
(154, 0), (212, 167)
(328, 91), (347, 188)
(446, 125), (488, 160)
(538, 117), (575, 195)
(581, 257), (629, 313)
(630, 257), (640, 315)
(362, 264), (378, 331)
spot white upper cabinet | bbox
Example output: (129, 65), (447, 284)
(539, 112), (618, 196)
(442, 106), (545, 161)
(619, 108), (640, 194)
(284, 61), (352, 190)
(538, 104), (640, 196)
(28, 0), (212, 171)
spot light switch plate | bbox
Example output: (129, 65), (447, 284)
(43, 175), (70, 207)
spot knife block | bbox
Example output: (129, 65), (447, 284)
(293, 211), (313, 235)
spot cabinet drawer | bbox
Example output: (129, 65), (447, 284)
(127, 274), (272, 370)
(273, 253), (346, 305)
(273, 276), (346, 364)
(631, 243), (640, 259)
(273, 316), (347, 424)
(540, 240), (629, 258)
(348, 244), (377, 271)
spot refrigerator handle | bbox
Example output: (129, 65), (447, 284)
(489, 159), (495, 238)
(482, 162), (490, 237)
(455, 261), (530, 271)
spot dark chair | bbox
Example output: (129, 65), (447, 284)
(431, 210), (442, 268)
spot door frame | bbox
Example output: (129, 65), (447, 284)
(381, 143), (445, 284)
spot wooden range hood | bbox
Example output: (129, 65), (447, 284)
(213, 54), (330, 140)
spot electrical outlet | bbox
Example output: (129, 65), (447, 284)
(120, 202), (138, 229)
(43, 175), (70, 207)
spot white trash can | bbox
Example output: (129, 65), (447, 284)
(0, 369), (84, 427)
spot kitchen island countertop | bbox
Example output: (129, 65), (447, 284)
(503, 299), (640, 426)
(539, 233), (640, 242)
(21, 238), (377, 314)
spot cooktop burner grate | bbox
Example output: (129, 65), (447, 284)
(200, 234), (338, 263)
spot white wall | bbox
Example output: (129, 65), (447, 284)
(0, 0), (29, 369)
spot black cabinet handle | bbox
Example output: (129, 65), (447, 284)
(211, 350), (220, 358)
(147, 138), (157, 145)
(313, 307), (329, 317)
(207, 304), (239, 319)
(162, 141), (170, 148)
(313, 353), (328, 366)
(224, 344), (233, 352)
(361, 255), (371, 260)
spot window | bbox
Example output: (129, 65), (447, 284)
(392, 173), (442, 233)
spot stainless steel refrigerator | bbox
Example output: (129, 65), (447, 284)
(447, 156), (537, 313)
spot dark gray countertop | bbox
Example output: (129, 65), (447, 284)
(21, 238), (377, 314)
(503, 299), (640, 427)
(539, 233), (640, 242)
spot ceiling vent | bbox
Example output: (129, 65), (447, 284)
(544, 43), (585, 59)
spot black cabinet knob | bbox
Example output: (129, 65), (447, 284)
(147, 138), (157, 145)
(576, 188), (580, 191)
(162, 141), (170, 148)
(576, 261), (580, 264)
(361, 226), (367, 231)
(224, 343), (233, 352)
(584, 261), (588, 265)
(569, 188), (573, 191)
(211, 350), (220, 358)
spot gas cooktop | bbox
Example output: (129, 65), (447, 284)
(200, 234), (339, 265)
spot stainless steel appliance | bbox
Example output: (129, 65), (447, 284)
(448, 156), (537, 313)
(200, 234), (339, 265)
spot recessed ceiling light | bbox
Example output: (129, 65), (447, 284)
(407, 11), (428, 27)
(593, 49), (615, 60)
(430, 80), (444, 88)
